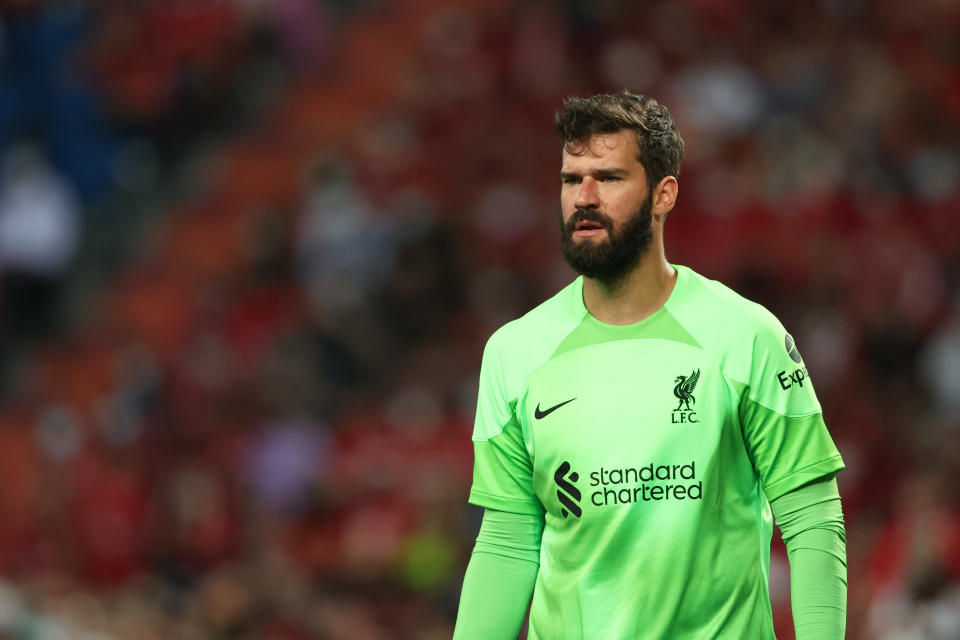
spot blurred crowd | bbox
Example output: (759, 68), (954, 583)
(0, 0), (957, 638)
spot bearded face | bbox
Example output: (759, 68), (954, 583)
(560, 190), (653, 281)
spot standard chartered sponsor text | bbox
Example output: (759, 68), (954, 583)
(588, 461), (702, 506)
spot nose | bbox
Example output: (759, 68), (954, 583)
(574, 176), (600, 208)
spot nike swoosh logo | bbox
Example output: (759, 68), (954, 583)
(534, 398), (577, 420)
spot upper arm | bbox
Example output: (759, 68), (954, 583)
(738, 312), (844, 501)
(469, 336), (543, 515)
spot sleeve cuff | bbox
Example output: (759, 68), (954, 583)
(468, 488), (545, 516)
(763, 455), (845, 502)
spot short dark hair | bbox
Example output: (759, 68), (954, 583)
(554, 91), (685, 188)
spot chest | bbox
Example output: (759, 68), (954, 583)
(519, 341), (743, 518)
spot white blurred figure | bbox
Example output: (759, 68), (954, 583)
(919, 310), (960, 416)
(0, 142), (81, 345)
(671, 59), (765, 141)
(295, 155), (394, 316)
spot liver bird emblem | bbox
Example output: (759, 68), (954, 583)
(673, 369), (701, 412)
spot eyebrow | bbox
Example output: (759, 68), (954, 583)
(560, 167), (630, 180)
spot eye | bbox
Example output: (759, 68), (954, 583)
(599, 175), (621, 183)
(561, 175), (581, 185)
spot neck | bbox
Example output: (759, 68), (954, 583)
(582, 243), (676, 325)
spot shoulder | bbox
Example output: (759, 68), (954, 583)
(481, 278), (586, 388)
(486, 277), (586, 353)
(672, 267), (795, 378)
(675, 267), (784, 337)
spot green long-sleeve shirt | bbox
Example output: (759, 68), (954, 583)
(455, 477), (846, 639)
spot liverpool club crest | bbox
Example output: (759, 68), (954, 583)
(672, 369), (700, 424)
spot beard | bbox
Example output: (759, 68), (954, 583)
(560, 193), (653, 281)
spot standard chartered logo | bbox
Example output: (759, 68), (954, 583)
(554, 460), (703, 516)
(554, 461), (582, 518)
(589, 461), (702, 506)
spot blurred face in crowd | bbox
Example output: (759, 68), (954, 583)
(560, 130), (653, 280)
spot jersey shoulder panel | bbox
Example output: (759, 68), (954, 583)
(671, 267), (777, 342)
(670, 268), (784, 367)
(671, 266), (820, 416)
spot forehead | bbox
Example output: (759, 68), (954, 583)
(560, 130), (641, 171)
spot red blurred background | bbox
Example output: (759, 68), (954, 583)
(0, 0), (957, 638)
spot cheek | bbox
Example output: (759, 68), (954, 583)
(608, 192), (640, 216)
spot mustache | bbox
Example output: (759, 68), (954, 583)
(564, 207), (613, 234)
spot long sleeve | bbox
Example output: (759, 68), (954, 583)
(769, 475), (847, 640)
(453, 509), (544, 640)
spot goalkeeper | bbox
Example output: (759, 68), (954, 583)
(454, 92), (846, 639)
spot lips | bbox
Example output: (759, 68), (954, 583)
(571, 217), (609, 238)
(575, 220), (605, 231)
(565, 208), (612, 239)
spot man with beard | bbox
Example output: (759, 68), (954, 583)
(453, 92), (847, 639)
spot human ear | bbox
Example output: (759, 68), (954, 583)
(652, 176), (678, 221)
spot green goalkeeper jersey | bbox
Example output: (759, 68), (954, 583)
(469, 265), (844, 639)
